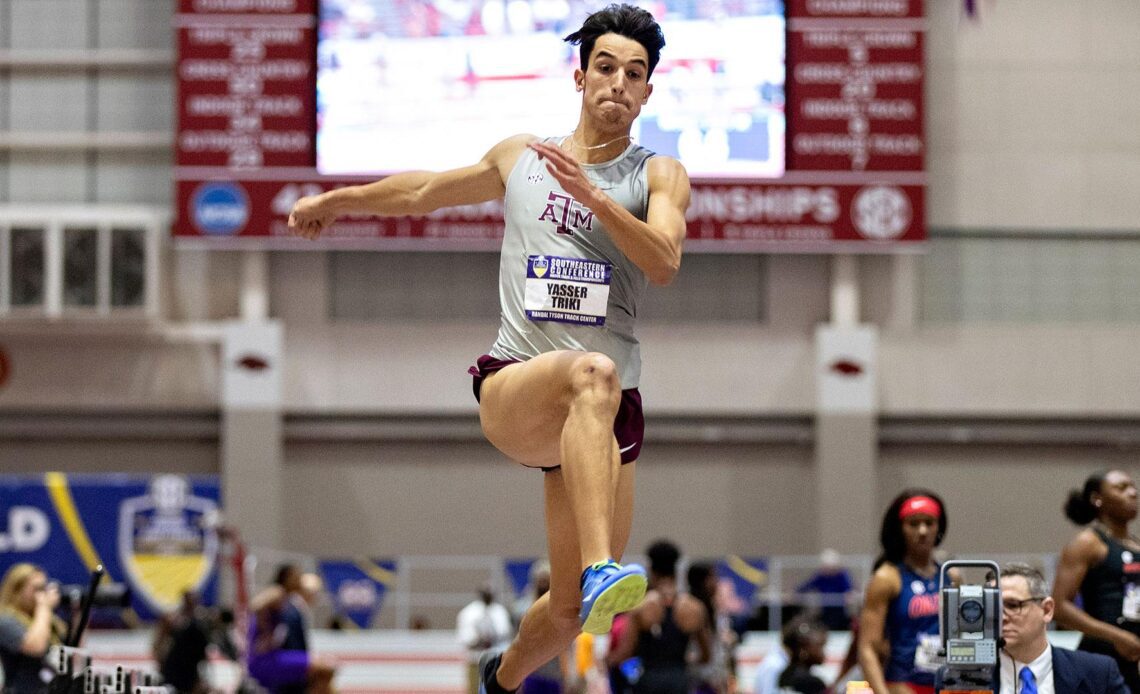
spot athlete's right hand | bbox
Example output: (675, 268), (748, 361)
(1113, 630), (1140, 661)
(288, 194), (337, 240)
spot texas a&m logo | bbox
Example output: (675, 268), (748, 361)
(539, 192), (593, 236)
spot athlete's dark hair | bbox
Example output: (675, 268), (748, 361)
(1065, 470), (1109, 526)
(274, 563), (299, 587)
(877, 488), (948, 565)
(564, 4), (666, 79)
(646, 539), (681, 578)
(781, 614), (827, 662)
(686, 561), (716, 621)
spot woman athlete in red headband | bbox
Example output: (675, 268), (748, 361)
(857, 489), (950, 694)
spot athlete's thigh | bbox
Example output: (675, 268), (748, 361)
(478, 350), (593, 467)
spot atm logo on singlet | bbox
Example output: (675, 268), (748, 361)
(539, 192), (593, 236)
(908, 594), (939, 618)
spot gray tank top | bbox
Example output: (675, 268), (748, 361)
(488, 137), (655, 389)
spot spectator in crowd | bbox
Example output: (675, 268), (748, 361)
(152, 590), (212, 694)
(777, 616), (829, 694)
(608, 540), (710, 694)
(513, 560), (553, 628)
(997, 563), (1126, 694)
(752, 618), (792, 694)
(247, 564), (337, 694)
(858, 489), (950, 694)
(1054, 470), (1140, 693)
(457, 584), (514, 694)
(687, 561), (733, 694)
(796, 549), (856, 631)
(0, 563), (64, 694)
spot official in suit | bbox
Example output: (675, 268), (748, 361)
(998, 563), (1128, 694)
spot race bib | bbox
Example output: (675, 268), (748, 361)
(524, 255), (611, 326)
(1122, 582), (1140, 621)
(914, 633), (944, 672)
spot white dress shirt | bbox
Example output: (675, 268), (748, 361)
(1000, 646), (1055, 694)
(753, 646), (790, 694)
(455, 599), (513, 661)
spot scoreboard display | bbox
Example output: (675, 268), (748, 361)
(174, 0), (925, 252)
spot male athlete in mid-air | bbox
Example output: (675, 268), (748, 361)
(289, 5), (690, 692)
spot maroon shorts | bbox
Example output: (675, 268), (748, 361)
(469, 354), (644, 467)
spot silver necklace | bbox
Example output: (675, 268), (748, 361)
(566, 132), (632, 152)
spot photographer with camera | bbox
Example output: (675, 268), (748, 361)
(0, 563), (66, 694)
(858, 490), (950, 694)
(1000, 563), (1126, 694)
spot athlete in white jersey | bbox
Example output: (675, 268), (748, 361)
(288, 6), (690, 693)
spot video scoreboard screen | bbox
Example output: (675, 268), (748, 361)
(315, 1), (786, 179)
(174, 0), (926, 251)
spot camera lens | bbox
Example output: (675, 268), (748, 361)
(959, 599), (984, 624)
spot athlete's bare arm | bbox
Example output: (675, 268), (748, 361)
(249, 585), (288, 615)
(529, 141), (690, 285)
(858, 563), (902, 694)
(288, 134), (536, 239)
(1053, 528), (1140, 659)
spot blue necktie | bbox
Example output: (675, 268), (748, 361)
(1019, 666), (1038, 694)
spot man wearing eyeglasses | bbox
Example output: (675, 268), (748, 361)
(999, 563), (1127, 694)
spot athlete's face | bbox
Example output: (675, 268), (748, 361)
(575, 33), (653, 129)
(901, 513), (939, 554)
(1096, 470), (1138, 522)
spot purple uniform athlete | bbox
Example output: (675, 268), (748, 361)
(247, 566), (335, 694)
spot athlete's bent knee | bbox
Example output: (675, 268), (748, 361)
(568, 353), (621, 405)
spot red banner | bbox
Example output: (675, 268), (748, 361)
(174, 173), (923, 251)
(787, 10), (924, 172)
(173, 0), (925, 252)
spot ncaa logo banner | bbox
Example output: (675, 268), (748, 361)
(0, 473), (221, 621)
(318, 558), (396, 629)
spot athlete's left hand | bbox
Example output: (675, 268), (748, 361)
(529, 141), (599, 206)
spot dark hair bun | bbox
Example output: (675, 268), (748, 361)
(1064, 488), (1098, 525)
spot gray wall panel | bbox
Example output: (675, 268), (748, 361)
(10, 0), (88, 50)
(95, 151), (173, 204)
(279, 441), (813, 558)
(8, 151), (88, 202)
(96, 74), (172, 132)
(878, 445), (1140, 556)
(0, 440), (217, 474)
(96, 0), (176, 49)
(9, 74), (88, 131)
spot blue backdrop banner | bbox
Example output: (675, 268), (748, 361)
(318, 558), (396, 628)
(0, 473), (222, 622)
